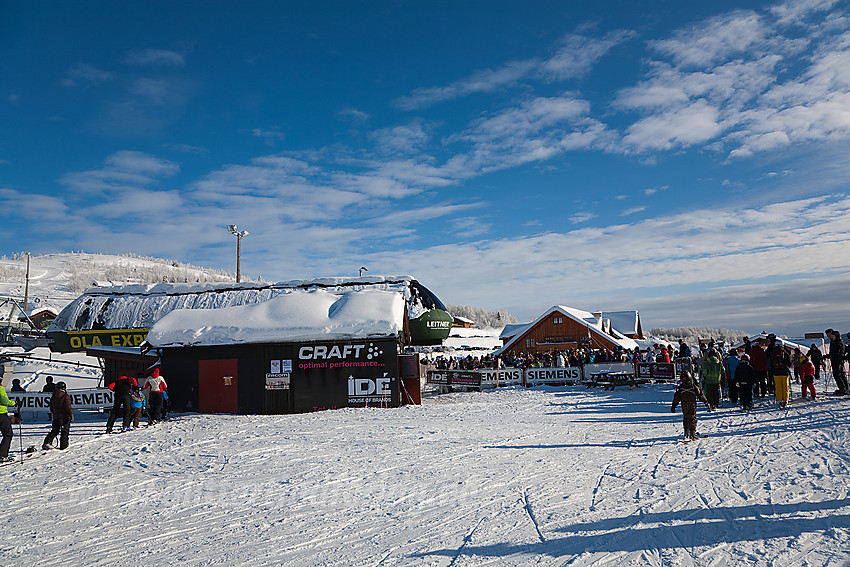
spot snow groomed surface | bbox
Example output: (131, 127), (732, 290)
(2, 383), (849, 566)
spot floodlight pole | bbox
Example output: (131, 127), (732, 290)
(227, 225), (249, 283)
(236, 234), (242, 283)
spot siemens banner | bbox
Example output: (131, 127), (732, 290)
(9, 388), (114, 412)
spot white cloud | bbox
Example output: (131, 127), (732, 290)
(620, 206), (646, 216)
(616, 3), (850, 159)
(570, 212), (596, 224)
(125, 48), (186, 67)
(369, 121), (431, 156)
(355, 195), (850, 327)
(252, 128), (286, 145)
(394, 29), (630, 110)
(60, 63), (111, 89)
(770, 0), (839, 25)
(540, 30), (633, 81)
(624, 100), (723, 151)
(649, 11), (768, 68)
(60, 151), (178, 195)
(338, 107), (369, 123)
(394, 59), (537, 110)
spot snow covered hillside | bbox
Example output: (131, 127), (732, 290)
(0, 252), (236, 309)
(3, 384), (849, 566)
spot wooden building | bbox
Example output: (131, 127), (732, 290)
(496, 305), (640, 357)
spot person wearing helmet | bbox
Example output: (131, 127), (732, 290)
(0, 376), (17, 462)
(734, 354), (756, 411)
(671, 371), (712, 441)
(43, 381), (73, 450)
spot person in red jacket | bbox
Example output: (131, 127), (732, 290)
(106, 374), (137, 433)
(799, 356), (817, 400)
(43, 381), (73, 450)
(749, 343), (769, 398)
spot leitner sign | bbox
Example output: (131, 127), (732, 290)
(9, 388), (114, 411)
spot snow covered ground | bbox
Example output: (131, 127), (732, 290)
(3, 383), (849, 566)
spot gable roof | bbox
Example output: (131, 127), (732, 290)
(494, 305), (639, 356)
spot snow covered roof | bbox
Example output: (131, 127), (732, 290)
(48, 276), (431, 333)
(145, 289), (405, 348)
(499, 323), (530, 340)
(730, 334), (809, 353)
(494, 305), (639, 356)
(602, 311), (640, 337)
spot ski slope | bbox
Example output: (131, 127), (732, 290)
(2, 383), (849, 566)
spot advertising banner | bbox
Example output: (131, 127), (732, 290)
(47, 329), (149, 352)
(9, 388), (114, 412)
(425, 370), (482, 388)
(289, 339), (400, 410)
(479, 368), (522, 388)
(525, 367), (581, 385)
(636, 362), (676, 381)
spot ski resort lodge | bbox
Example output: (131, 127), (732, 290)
(45, 278), (451, 414)
(496, 305), (643, 356)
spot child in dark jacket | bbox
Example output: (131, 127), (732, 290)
(671, 371), (712, 440)
(43, 382), (73, 450)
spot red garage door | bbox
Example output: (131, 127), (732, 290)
(199, 359), (239, 413)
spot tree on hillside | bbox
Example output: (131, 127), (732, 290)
(446, 304), (518, 329)
(650, 326), (747, 346)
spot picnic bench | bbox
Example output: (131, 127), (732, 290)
(587, 370), (649, 390)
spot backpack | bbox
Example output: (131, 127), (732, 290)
(770, 346), (786, 370)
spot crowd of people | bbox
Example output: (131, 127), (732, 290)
(670, 329), (850, 441)
(0, 367), (168, 462)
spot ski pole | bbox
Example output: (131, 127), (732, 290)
(17, 413), (23, 464)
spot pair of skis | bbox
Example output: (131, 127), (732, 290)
(0, 445), (50, 467)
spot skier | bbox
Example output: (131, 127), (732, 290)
(799, 355), (817, 401)
(734, 354), (756, 411)
(42, 381), (73, 450)
(767, 334), (792, 408)
(128, 386), (147, 429)
(701, 349), (723, 409)
(808, 344), (823, 381)
(750, 343), (769, 397)
(141, 368), (167, 425)
(826, 329), (848, 395)
(106, 374), (137, 433)
(0, 377), (17, 463)
(725, 349), (740, 405)
(671, 371), (712, 441)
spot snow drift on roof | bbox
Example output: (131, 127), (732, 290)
(603, 311), (639, 336)
(48, 276), (426, 332)
(145, 289), (405, 347)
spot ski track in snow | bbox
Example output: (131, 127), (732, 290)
(2, 385), (850, 566)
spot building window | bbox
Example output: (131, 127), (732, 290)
(553, 316), (563, 324)
(526, 338), (534, 348)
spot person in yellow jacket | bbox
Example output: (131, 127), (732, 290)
(0, 380), (18, 463)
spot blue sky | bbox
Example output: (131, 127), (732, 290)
(3, 0), (850, 335)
